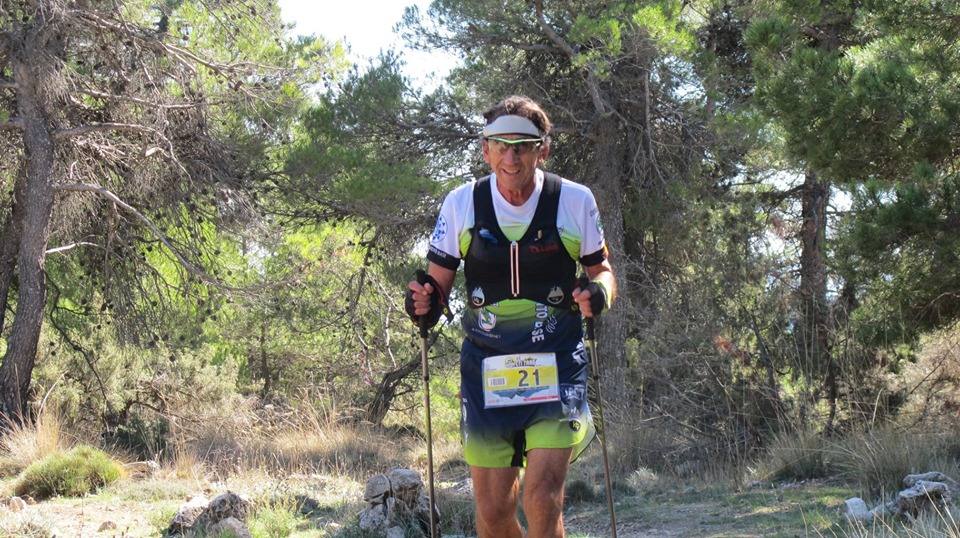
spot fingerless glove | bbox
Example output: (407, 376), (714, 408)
(405, 272), (446, 330)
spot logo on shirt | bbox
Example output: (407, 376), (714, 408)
(471, 287), (485, 307)
(547, 286), (564, 305)
(478, 310), (497, 331)
(431, 215), (447, 243)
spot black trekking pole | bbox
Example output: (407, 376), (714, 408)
(415, 270), (438, 538)
(578, 275), (618, 538)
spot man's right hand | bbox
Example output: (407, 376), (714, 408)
(405, 272), (445, 330)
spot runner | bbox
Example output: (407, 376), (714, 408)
(406, 95), (617, 538)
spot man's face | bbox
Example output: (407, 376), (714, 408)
(482, 134), (549, 187)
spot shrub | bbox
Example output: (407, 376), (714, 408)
(14, 445), (124, 499)
(247, 497), (308, 538)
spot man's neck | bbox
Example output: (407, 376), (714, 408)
(496, 173), (537, 206)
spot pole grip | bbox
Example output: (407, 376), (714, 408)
(416, 269), (430, 338)
(577, 275), (595, 341)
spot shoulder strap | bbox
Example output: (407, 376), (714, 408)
(472, 176), (500, 233)
(529, 172), (562, 230)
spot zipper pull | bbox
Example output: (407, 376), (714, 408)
(510, 240), (520, 297)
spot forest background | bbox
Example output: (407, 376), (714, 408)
(2, 0), (960, 535)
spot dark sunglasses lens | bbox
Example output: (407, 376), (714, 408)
(489, 139), (540, 154)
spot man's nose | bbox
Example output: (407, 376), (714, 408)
(503, 146), (522, 161)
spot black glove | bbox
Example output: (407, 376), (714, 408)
(576, 275), (607, 316)
(405, 271), (446, 330)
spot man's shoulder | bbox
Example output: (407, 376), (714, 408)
(442, 179), (480, 208)
(556, 177), (596, 206)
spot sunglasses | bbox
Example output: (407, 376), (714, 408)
(484, 136), (544, 156)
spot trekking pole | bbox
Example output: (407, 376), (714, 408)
(415, 270), (438, 538)
(578, 275), (618, 538)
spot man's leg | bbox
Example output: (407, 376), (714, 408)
(471, 465), (523, 538)
(522, 447), (573, 538)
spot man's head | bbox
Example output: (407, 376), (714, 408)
(481, 96), (552, 185)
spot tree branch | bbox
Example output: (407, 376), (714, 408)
(77, 88), (214, 110)
(533, 0), (608, 115)
(54, 182), (226, 288)
(0, 116), (23, 131)
(46, 242), (102, 255)
(53, 122), (160, 140)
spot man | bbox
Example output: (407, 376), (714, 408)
(406, 95), (616, 538)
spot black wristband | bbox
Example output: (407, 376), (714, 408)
(405, 273), (446, 330)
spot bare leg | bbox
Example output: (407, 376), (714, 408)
(522, 447), (572, 538)
(472, 465), (524, 538)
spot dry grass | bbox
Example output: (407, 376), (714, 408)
(0, 509), (55, 538)
(172, 397), (413, 479)
(0, 408), (66, 477)
(833, 426), (959, 499)
(758, 425), (834, 482)
(832, 504), (960, 537)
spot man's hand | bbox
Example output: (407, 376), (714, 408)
(572, 279), (607, 318)
(405, 270), (449, 330)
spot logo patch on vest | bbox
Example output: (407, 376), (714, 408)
(547, 286), (564, 305)
(478, 310), (497, 331)
(471, 287), (485, 307)
(529, 242), (560, 254)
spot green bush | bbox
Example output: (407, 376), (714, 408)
(14, 445), (124, 499)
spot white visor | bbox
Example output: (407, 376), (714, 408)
(481, 115), (542, 138)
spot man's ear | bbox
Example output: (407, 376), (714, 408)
(538, 141), (550, 164)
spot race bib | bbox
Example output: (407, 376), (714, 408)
(482, 353), (560, 409)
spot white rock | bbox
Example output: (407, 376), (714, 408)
(125, 460), (161, 478)
(896, 480), (951, 517)
(386, 526), (405, 538)
(209, 517), (252, 538)
(358, 505), (388, 532)
(169, 495), (209, 531)
(904, 472), (959, 493)
(6, 496), (27, 512)
(364, 474), (391, 504)
(844, 497), (872, 522)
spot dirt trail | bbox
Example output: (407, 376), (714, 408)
(1, 478), (853, 537)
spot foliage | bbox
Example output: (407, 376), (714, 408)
(14, 445), (124, 499)
(246, 496), (312, 538)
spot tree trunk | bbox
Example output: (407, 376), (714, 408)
(797, 170), (832, 423)
(586, 114), (629, 411)
(0, 198), (22, 336)
(366, 358), (420, 426)
(0, 49), (58, 423)
(258, 320), (271, 399)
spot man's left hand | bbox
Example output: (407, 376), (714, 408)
(572, 280), (606, 318)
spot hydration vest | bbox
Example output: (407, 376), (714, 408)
(464, 173), (578, 309)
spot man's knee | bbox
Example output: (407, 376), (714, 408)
(523, 479), (564, 511)
(476, 494), (518, 523)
